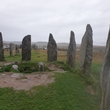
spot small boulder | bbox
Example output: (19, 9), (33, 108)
(12, 65), (18, 70)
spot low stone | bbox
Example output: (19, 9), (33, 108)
(12, 65), (18, 70)
(38, 62), (44, 71)
(21, 79), (28, 82)
(11, 73), (22, 78)
(1, 74), (5, 77)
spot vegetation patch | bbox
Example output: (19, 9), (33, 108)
(0, 62), (50, 73)
(0, 64), (13, 72)
(18, 62), (38, 73)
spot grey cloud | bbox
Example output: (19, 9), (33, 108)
(0, 0), (110, 45)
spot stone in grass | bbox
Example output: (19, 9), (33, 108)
(12, 65), (18, 70)
(67, 31), (76, 68)
(0, 32), (5, 61)
(38, 62), (44, 71)
(101, 28), (110, 110)
(47, 33), (57, 62)
(11, 73), (22, 78)
(22, 35), (31, 61)
(15, 45), (20, 55)
(10, 43), (14, 56)
(79, 24), (93, 75)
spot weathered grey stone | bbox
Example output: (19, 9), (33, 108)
(15, 45), (20, 55)
(79, 24), (93, 75)
(0, 32), (5, 61)
(38, 62), (44, 71)
(101, 28), (110, 110)
(11, 73), (22, 78)
(22, 35), (31, 61)
(12, 65), (18, 70)
(47, 33), (57, 62)
(67, 31), (76, 68)
(10, 43), (13, 56)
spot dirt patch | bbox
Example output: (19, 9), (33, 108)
(0, 72), (54, 91)
(87, 86), (95, 95)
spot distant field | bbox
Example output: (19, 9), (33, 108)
(4, 49), (104, 63)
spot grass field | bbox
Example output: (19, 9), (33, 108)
(0, 49), (103, 110)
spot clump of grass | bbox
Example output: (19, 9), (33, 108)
(47, 61), (77, 73)
(10, 67), (20, 73)
(77, 68), (95, 86)
(0, 62), (50, 73)
(61, 63), (76, 72)
(0, 64), (20, 73)
(0, 64), (13, 72)
(18, 62), (38, 73)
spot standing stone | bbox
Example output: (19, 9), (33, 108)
(10, 43), (13, 56)
(47, 33), (57, 62)
(0, 32), (5, 61)
(101, 28), (110, 110)
(79, 24), (93, 75)
(22, 35), (31, 61)
(67, 31), (76, 68)
(15, 45), (20, 55)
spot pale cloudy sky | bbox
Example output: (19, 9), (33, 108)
(0, 0), (110, 45)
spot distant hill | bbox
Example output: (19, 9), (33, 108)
(93, 45), (105, 52)
(35, 42), (48, 47)
(3, 41), (105, 52)
(3, 41), (21, 45)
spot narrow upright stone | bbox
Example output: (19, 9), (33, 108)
(67, 31), (76, 68)
(15, 45), (19, 55)
(79, 24), (93, 75)
(10, 43), (13, 56)
(22, 35), (31, 61)
(0, 32), (5, 61)
(101, 28), (110, 110)
(47, 33), (57, 62)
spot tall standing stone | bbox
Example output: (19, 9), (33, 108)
(0, 32), (5, 61)
(15, 45), (20, 55)
(47, 33), (57, 62)
(79, 24), (93, 75)
(101, 28), (110, 110)
(10, 43), (13, 56)
(22, 35), (31, 61)
(67, 31), (76, 68)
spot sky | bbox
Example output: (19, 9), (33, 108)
(0, 0), (110, 45)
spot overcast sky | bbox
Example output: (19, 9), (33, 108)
(0, 0), (110, 45)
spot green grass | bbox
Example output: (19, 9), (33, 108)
(4, 50), (47, 62)
(0, 50), (102, 110)
(0, 72), (100, 110)
(90, 61), (102, 106)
